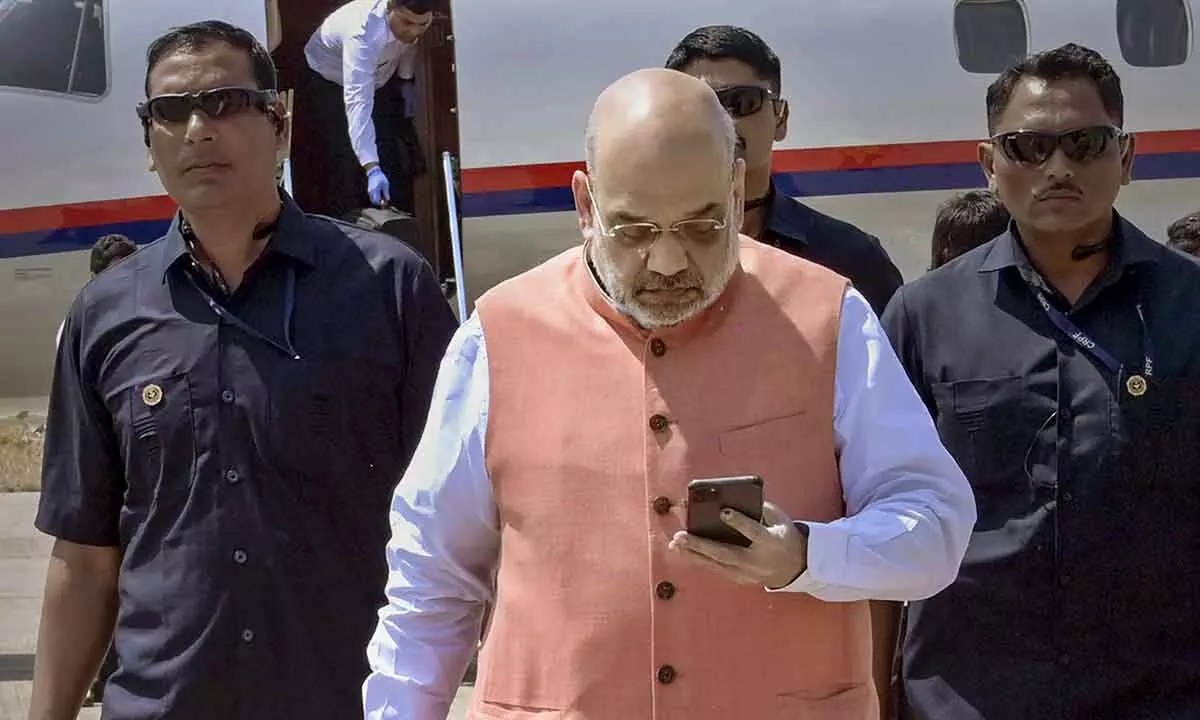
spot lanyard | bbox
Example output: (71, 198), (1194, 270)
(184, 264), (301, 361)
(1033, 289), (1153, 396)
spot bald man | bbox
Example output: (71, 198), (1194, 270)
(362, 68), (975, 720)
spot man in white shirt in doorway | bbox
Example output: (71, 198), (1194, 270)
(302, 0), (433, 218)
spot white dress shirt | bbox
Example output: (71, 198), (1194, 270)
(304, 0), (419, 167)
(362, 287), (976, 720)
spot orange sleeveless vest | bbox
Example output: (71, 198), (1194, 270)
(470, 237), (875, 719)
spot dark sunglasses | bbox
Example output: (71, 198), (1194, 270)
(136, 87), (279, 125)
(991, 125), (1127, 166)
(714, 85), (782, 118)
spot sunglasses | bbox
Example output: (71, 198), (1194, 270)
(714, 85), (782, 118)
(991, 125), (1127, 166)
(136, 87), (279, 125)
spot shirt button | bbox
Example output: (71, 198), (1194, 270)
(241, 628), (255, 643)
(1058, 653), (1071, 666)
(1060, 574), (1071, 587)
(649, 414), (669, 432)
(221, 389), (235, 404)
(655, 581), (676, 600)
(233, 549), (248, 565)
(656, 664), (677, 684)
(650, 338), (667, 357)
(651, 496), (672, 515)
(224, 469), (240, 485)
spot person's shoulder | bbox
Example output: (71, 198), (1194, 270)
(892, 239), (995, 311)
(1155, 240), (1200, 277)
(75, 236), (166, 307)
(790, 197), (890, 256)
(304, 212), (433, 276)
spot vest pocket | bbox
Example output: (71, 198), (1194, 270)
(776, 682), (876, 718)
(472, 700), (565, 719)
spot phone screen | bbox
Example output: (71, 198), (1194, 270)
(685, 476), (764, 547)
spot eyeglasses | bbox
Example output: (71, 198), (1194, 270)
(136, 87), (279, 125)
(991, 125), (1127, 166)
(714, 85), (783, 118)
(587, 182), (730, 250)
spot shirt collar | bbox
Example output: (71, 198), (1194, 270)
(160, 191), (316, 282)
(977, 210), (1162, 274)
(763, 181), (813, 247)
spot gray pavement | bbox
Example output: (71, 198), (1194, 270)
(0, 492), (474, 719)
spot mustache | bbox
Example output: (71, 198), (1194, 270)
(639, 270), (703, 291)
(1034, 182), (1082, 199)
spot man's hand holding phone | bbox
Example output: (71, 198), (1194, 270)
(670, 478), (809, 590)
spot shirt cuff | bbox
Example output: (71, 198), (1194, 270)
(356, 148), (381, 169)
(766, 520), (847, 596)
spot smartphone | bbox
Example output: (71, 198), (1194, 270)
(686, 476), (765, 548)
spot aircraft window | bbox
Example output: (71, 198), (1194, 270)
(0, 0), (108, 97)
(1117, 0), (1191, 67)
(954, 0), (1029, 74)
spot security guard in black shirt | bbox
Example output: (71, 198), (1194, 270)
(29, 21), (456, 720)
(883, 43), (1200, 719)
(666, 25), (905, 317)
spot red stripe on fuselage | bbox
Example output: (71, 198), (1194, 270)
(458, 129), (1200, 194)
(2, 129), (1197, 233)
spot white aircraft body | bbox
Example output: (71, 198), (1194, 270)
(1, 0), (1197, 396)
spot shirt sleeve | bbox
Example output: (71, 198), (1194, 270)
(342, 8), (389, 168)
(773, 287), (976, 602)
(396, 256), (459, 471)
(363, 313), (500, 720)
(35, 302), (124, 547)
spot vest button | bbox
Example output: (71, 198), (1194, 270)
(651, 496), (672, 515)
(649, 338), (667, 357)
(655, 581), (676, 599)
(657, 664), (677, 684)
(649, 414), (669, 432)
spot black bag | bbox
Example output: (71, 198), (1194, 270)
(341, 206), (435, 267)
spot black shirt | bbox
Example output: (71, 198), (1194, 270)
(36, 194), (458, 720)
(882, 214), (1200, 719)
(763, 183), (904, 315)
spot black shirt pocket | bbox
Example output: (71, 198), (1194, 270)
(931, 376), (1055, 530)
(124, 373), (196, 514)
(1119, 375), (1200, 495)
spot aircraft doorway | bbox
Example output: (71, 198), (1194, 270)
(272, 0), (462, 290)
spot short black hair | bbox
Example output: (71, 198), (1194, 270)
(1167, 211), (1200, 257)
(931, 190), (1010, 269)
(665, 25), (781, 93)
(90, 234), (138, 275)
(986, 43), (1124, 134)
(144, 20), (277, 97)
(390, 0), (434, 12)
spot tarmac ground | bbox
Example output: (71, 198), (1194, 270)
(0, 492), (474, 719)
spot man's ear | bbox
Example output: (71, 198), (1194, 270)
(571, 170), (595, 235)
(774, 99), (789, 142)
(1120, 132), (1136, 185)
(979, 141), (997, 192)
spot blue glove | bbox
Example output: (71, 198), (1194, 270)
(366, 166), (391, 207)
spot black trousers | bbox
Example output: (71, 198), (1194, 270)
(301, 68), (423, 219)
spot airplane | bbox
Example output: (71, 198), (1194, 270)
(0, 0), (1197, 398)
